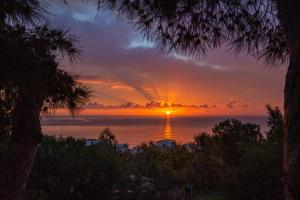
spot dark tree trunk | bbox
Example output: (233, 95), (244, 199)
(284, 49), (300, 200)
(277, 1), (300, 200)
(0, 91), (43, 200)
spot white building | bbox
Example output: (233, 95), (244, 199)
(155, 139), (176, 148)
(85, 139), (100, 146)
(116, 143), (129, 153)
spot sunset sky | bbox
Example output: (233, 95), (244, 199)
(50, 0), (286, 116)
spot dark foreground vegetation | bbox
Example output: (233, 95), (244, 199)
(1, 106), (283, 200)
(1, 1), (299, 199)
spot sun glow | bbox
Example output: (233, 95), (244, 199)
(165, 111), (172, 116)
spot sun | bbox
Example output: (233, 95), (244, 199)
(165, 111), (171, 116)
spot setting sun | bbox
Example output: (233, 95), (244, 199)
(165, 111), (171, 116)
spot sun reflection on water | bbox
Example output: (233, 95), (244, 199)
(164, 116), (173, 139)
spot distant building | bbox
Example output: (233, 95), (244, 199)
(129, 146), (139, 154)
(116, 143), (129, 153)
(155, 139), (176, 148)
(85, 139), (100, 146)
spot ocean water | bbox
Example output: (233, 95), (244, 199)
(42, 116), (268, 146)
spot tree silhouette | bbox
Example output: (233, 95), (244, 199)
(0, 1), (91, 200)
(95, 0), (300, 199)
(98, 0), (286, 64)
(266, 104), (284, 145)
(99, 128), (118, 147)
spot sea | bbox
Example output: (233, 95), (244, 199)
(41, 115), (268, 147)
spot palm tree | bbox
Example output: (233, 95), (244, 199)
(94, 1), (300, 199)
(0, 1), (91, 200)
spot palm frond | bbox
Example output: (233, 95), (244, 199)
(32, 26), (81, 63)
(44, 70), (92, 116)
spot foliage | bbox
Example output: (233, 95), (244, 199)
(0, 2), (91, 198)
(23, 106), (284, 200)
(265, 104), (284, 144)
(212, 118), (263, 164)
(25, 136), (127, 200)
(99, 128), (118, 147)
(97, 0), (287, 65)
(0, 0), (91, 135)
